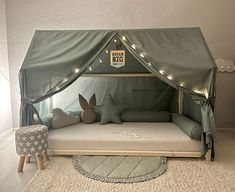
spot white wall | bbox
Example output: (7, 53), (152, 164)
(5, 0), (235, 128)
(0, 0), (12, 133)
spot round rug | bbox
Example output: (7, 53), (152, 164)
(72, 155), (167, 183)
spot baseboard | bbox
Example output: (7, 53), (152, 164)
(0, 127), (19, 138)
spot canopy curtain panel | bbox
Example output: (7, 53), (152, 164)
(19, 28), (217, 159)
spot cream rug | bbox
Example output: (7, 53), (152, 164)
(24, 133), (235, 192)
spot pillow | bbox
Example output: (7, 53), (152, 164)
(121, 111), (171, 122)
(52, 108), (80, 129)
(79, 93), (97, 124)
(172, 113), (202, 140)
(95, 94), (127, 125)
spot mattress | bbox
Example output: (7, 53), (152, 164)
(48, 122), (201, 152)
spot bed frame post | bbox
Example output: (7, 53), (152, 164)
(205, 149), (212, 161)
(178, 90), (184, 114)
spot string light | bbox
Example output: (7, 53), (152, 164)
(167, 75), (173, 80)
(148, 62), (152, 66)
(140, 53), (145, 58)
(131, 44), (136, 49)
(88, 66), (92, 71)
(114, 39), (117, 43)
(99, 59), (103, 63)
(179, 82), (185, 87)
(193, 88), (208, 98)
(74, 68), (80, 73)
(122, 36), (126, 41)
(105, 49), (109, 54)
(159, 70), (165, 75)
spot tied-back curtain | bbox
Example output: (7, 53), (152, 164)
(19, 28), (217, 159)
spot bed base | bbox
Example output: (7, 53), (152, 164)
(48, 149), (211, 161)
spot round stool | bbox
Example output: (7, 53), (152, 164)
(15, 124), (49, 172)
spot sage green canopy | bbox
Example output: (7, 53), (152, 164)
(19, 28), (217, 159)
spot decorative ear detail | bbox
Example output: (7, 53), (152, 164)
(78, 93), (97, 124)
(79, 94), (89, 110)
(89, 94), (96, 108)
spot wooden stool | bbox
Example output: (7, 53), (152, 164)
(15, 124), (49, 172)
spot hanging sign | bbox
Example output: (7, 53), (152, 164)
(110, 50), (125, 68)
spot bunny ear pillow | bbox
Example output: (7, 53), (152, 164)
(79, 93), (97, 124)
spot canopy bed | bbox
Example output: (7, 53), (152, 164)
(19, 28), (217, 161)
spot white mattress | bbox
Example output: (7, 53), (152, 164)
(48, 122), (201, 152)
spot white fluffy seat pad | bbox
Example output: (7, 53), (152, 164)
(48, 122), (201, 152)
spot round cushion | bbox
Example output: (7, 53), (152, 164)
(15, 124), (48, 156)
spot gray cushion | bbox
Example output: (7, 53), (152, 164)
(121, 111), (171, 122)
(52, 108), (80, 129)
(95, 95), (127, 125)
(172, 113), (202, 140)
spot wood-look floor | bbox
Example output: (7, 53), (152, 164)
(0, 132), (39, 192)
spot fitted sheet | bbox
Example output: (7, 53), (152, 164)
(48, 122), (201, 152)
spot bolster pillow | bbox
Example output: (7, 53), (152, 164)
(121, 111), (171, 122)
(172, 113), (202, 140)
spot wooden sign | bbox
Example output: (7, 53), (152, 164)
(110, 50), (125, 68)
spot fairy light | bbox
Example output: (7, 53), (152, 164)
(88, 66), (92, 71)
(122, 36), (126, 41)
(105, 49), (109, 54)
(74, 68), (80, 73)
(148, 62), (152, 67)
(179, 82), (185, 87)
(131, 44), (136, 49)
(159, 70), (165, 75)
(99, 59), (103, 63)
(114, 39), (117, 43)
(167, 75), (173, 80)
(140, 53), (145, 58)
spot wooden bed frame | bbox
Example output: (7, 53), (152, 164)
(47, 149), (211, 161)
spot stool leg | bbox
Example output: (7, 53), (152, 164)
(36, 155), (44, 170)
(43, 151), (50, 161)
(17, 156), (25, 172)
(25, 156), (30, 163)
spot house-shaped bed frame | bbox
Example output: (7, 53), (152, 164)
(19, 28), (217, 161)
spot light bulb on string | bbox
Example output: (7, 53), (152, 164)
(167, 75), (173, 80)
(131, 44), (136, 49)
(122, 36), (126, 41)
(105, 49), (109, 54)
(74, 68), (80, 73)
(99, 59), (103, 63)
(140, 53), (145, 58)
(114, 39), (117, 43)
(159, 70), (165, 75)
(179, 82), (185, 87)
